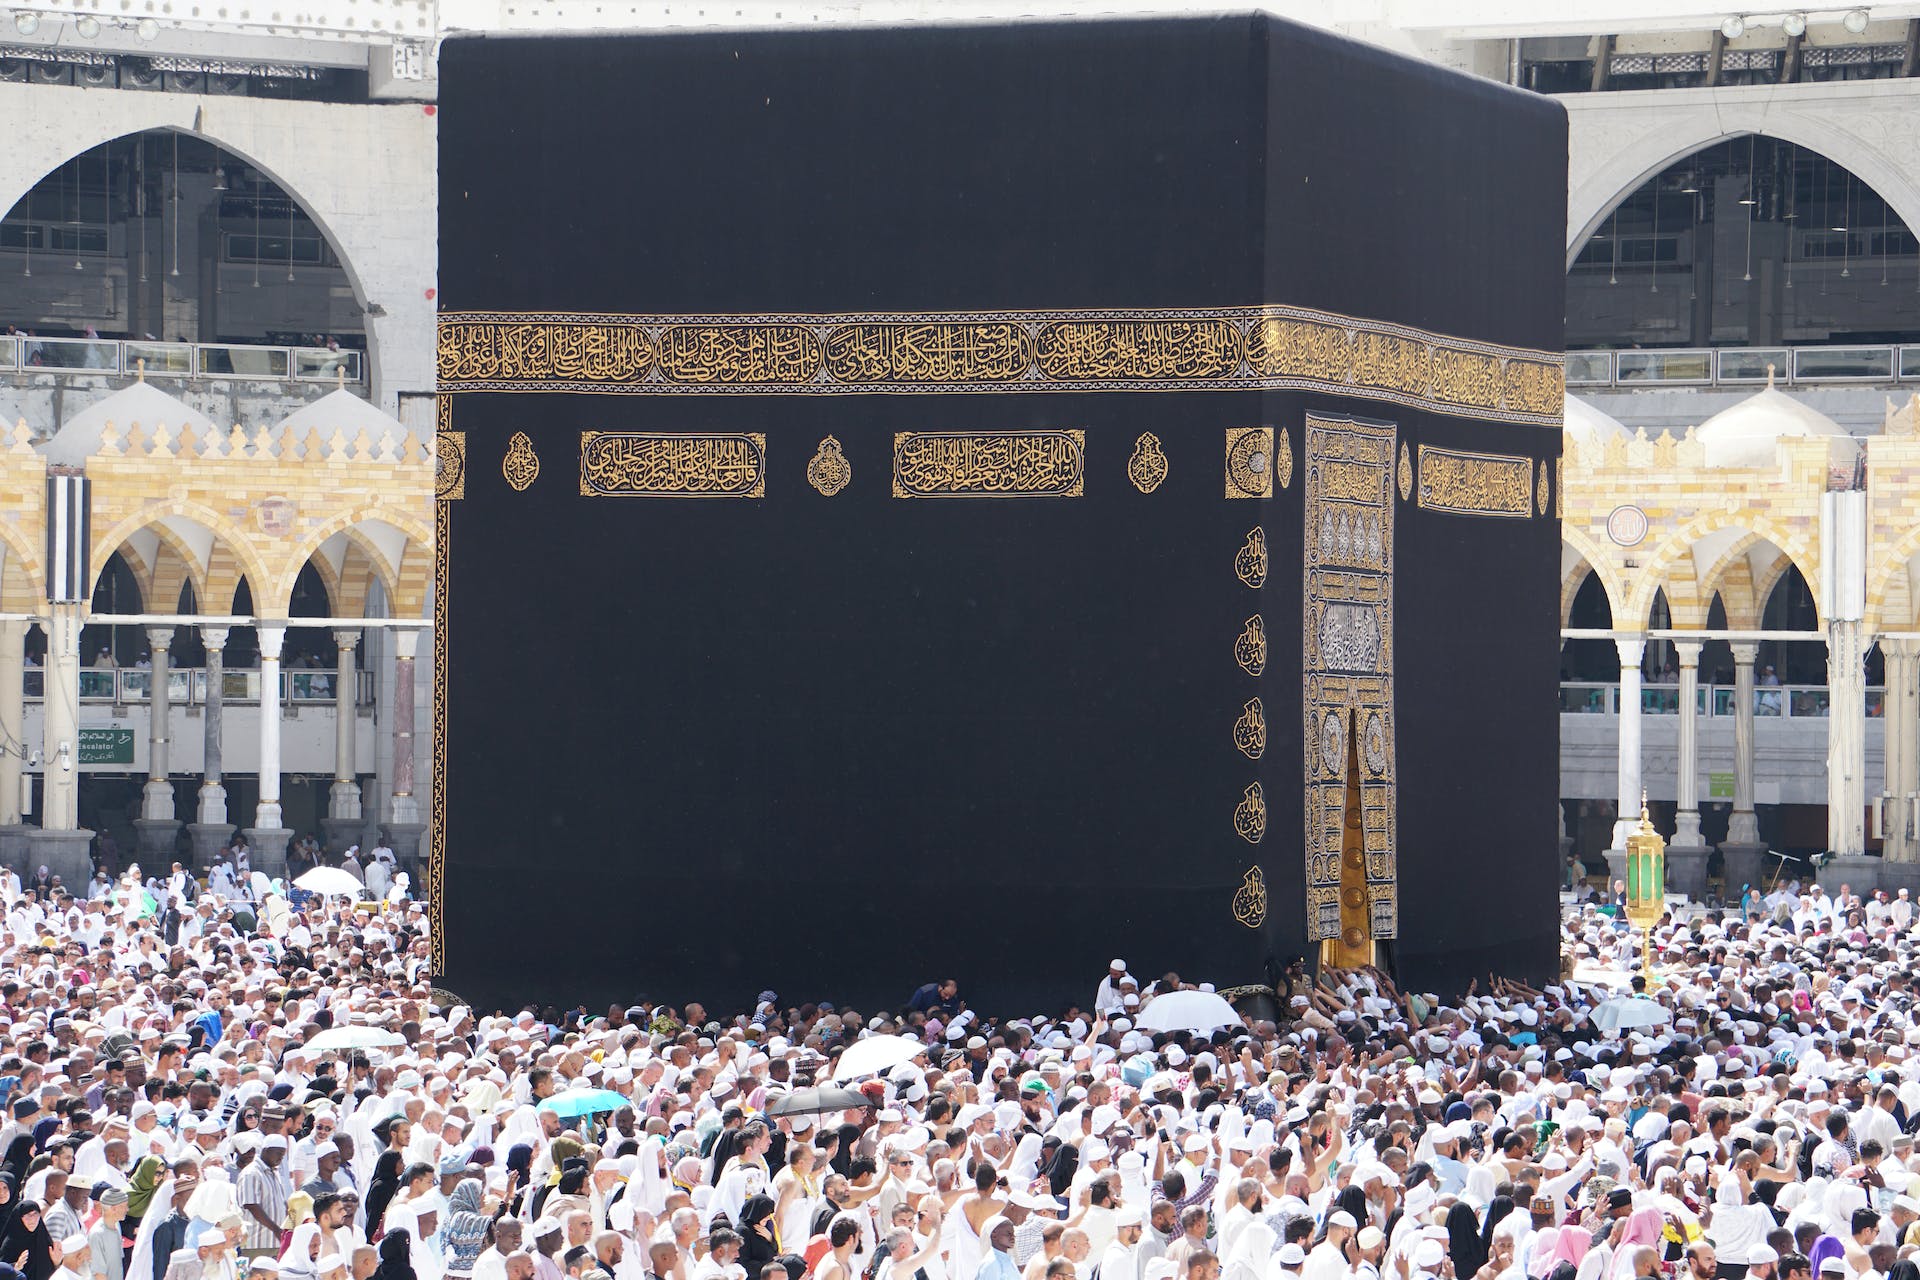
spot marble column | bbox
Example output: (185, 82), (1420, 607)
(187, 625), (233, 869)
(1884, 639), (1920, 865)
(1666, 640), (1711, 899)
(383, 629), (426, 870)
(133, 625), (179, 863)
(322, 628), (363, 854)
(28, 607), (94, 889)
(1827, 619), (1868, 859)
(1719, 641), (1767, 894)
(1605, 636), (1646, 889)
(0, 621), (27, 873)
(245, 622), (292, 875)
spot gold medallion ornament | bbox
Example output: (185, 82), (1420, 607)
(1224, 426), (1274, 499)
(1232, 866), (1268, 929)
(1233, 697), (1267, 760)
(1277, 426), (1294, 490)
(1127, 431), (1169, 494)
(807, 435), (853, 496)
(1397, 442), (1413, 501)
(435, 431), (466, 501)
(1234, 614), (1267, 676)
(502, 431), (540, 491)
(1234, 527), (1268, 590)
(1234, 782), (1268, 844)
(1536, 459), (1550, 515)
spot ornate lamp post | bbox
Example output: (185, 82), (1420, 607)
(1623, 791), (1667, 975)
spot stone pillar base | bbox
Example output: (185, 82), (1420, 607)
(1822, 853), (1882, 898)
(1719, 843), (1769, 901)
(131, 818), (181, 869)
(1604, 849), (1627, 894)
(27, 828), (94, 893)
(0, 825), (29, 876)
(1665, 844), (1712, 902)
(321, 817), (365, 857)
(244, 828), (293, 880)
(384, 822), (427, 877)
(187, 822), (235, 871)
(1877, 860), (1920, 897)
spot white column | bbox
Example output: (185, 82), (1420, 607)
(39, 609), (82, 830)
(1828, 619), (1868, 856)
(1611, 635), (1646, 850)
(1728, 642), (1760, 845)
(142, 626), (174, 821)
(1886, 639), (1920, 863)
(254, 622), (285, 832)
(329, 629), (362, 822)
(386, 629), (420, 825)
(0, 621), (23, 826)
(196, 626), (228, 825)
(1673, 640), (1704, 847)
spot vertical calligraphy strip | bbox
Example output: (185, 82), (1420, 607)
(1302, 415), (1398, 942)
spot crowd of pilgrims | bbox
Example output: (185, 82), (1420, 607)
(0, 869), (1912, 1280)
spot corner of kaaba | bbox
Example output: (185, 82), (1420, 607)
(430, 11), (1569, 1014)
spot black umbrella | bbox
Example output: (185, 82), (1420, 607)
(766, 1086), (870, 1117)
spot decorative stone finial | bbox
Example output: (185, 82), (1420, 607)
(1766, 362), (1776, 388)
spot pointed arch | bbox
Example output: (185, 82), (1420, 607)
(1867, 524), (1920, 634)
(1626, 512), (1822, 633)
(273, 506), (433, 617)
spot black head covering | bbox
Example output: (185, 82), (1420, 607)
(372, 1230), (417, 1280)
(1480, 1196), (1517, 1254)
(1447, 1201), (1487, 1278)
(738, 1195), (780, 1272)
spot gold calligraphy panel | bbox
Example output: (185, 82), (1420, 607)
(824, 322), (1030, 384)
(892, 430), (1084, 498)
(1303, 416), (1397, 942)
(437, 307), (1565, 428)
(1415, 444), (1534, 518)
(579, 431), (767, 498)
(439, 319), (654, 385)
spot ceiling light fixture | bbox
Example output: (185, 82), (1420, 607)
(75, 15), (100, 37)
(136, 16), (158, 38)
(11, 9), (38, 33)
(1722, 15), (1746, 38)
(1843, 7), (1870, 32)
(1782, 12), (1807, 35)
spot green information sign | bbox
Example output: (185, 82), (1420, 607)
(77, 728), (136, 766)
(1708, 771), (1735, 801)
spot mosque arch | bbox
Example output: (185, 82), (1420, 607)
(0, 127), (370, 365)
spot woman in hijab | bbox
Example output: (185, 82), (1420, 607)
(1222, 1216), (1276, 1280)
(0, 1199), (56, 1280)
(1447, 1202), (1487, 1280)
(1041, 1144), (1078, 1200)
(372, 1230), (417, 1280)
(1610, 1209), (1668, 1280)
(125, 1158), (166, 1237)
(1480, 1197), (1517, 1255)
(1337, 1187), (1373, 1236)
(438, 1179), (491, 1280)
(365, 1150), (405, 1240)
(739, 1195), (781, 1277)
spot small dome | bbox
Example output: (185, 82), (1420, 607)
(277, 387), (408, 440)
(1695, 375), (1861, 469)
(1563, 393), (1631, 447)
(38, 381), (216, 467)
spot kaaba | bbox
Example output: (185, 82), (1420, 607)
(431, 13), (1568, 1014)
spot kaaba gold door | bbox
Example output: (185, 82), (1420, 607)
(1321, 707), (1377, 970)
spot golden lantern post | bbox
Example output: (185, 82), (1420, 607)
(1623, 791), (1666, 976)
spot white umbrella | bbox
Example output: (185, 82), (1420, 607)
(1590, 996), (1673, 1034)
(304, 1025), (409, 1051)
(294, 867), (365, 898)
(1134, 990), (1244, 1035)
(830, 1034), (929, 1082)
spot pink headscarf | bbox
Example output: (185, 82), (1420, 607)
(1551, 1226), (1591, 1272)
